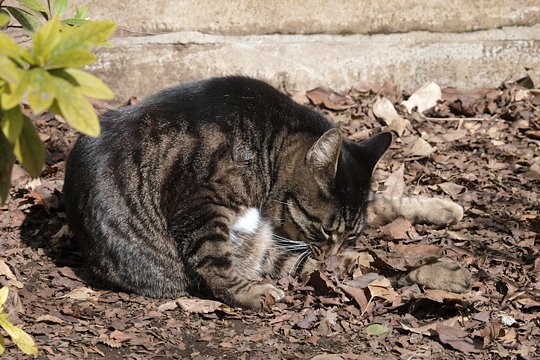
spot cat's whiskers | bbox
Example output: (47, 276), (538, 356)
(272, 234), (306, 245)
(273, 244), (308, 250)
(273, 244), (309, 252)
(271, 241), (309, 254)
(288, 249), (311, 277)
(274, 239), (307, 246)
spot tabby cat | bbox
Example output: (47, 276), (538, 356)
(64, 77), (465, 310)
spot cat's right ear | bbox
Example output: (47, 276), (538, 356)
(306, 128), (342, 189)
(354, 132), (392, 174)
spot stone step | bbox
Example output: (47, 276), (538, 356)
(87, 25), (540, 100)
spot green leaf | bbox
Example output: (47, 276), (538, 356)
(1, 71), (31, 110)
(365, 323), (390, 336)
(0, 131), (13, 204)
(54, 68), (113, 100)
(15, 0), (48, 15)
(0, 333), (5, 356)
(33, 16), (62, 66)
(48, 20), (116, 61)
(53, 0), (68, 17)
(74, 4), (88, 19)
(0, 11), (9, 29)
(13, 116), (44, 178)
(1, 70), (31, 110)
(4, 6), (43, 32)
(0, 32), (32, 64)
(52, 76), (99, 136)
(0, 287), (7, 306)
(1, 106), (24, 143)
(0, 56), (22, 85)
(46, 48), (95, 69)
(27, 68), (55, 114)
(61, 18), (90, 26)
(0, 314), (38, 355)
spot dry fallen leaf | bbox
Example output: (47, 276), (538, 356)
(157, 300), (178, 312)
(339, 284), (369, 312)
(391, 244), (442, 267)
(175, 298), (229, 313)
(403, 82), (442, 113)
(311, 355), (345, 360)
(428, 128), (467, 143)
(367, 277), (399, 303)
(0, 260), (24, 289)
(438, 182), (466, 200)
(407, 137), (436, 157)
(306, 87), (354, 110)
(98, 333), (122, 348)
(372, 96), (409, 136)
(64, 286), (100, 301)
(436, 324), (483, 353)
(380, 217), (416, 240)
(36, 314), (65, 324)
(382, 164), (405, 198)
(291, 92), (309, 105)
(414, 289), (467, 303)
(308, 271), (342, 297)
(352, 80), (383, 94)
(400, 315), (462, 336)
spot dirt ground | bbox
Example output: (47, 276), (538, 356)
(0, 77), (539, 359)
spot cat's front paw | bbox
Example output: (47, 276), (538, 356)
(405, 261), (471, 293)
(234, 283), (285, 310)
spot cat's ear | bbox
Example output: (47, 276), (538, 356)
(354, 132), (392, 174)
(306, 128), (342, 181)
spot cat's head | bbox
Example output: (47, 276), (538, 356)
(275, 129), (392, 260)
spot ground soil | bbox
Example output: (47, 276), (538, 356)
(1, 78), (539, 359)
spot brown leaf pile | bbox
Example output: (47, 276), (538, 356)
(0, 78), (538, 359)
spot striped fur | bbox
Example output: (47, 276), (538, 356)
(64, 77), (392, 309)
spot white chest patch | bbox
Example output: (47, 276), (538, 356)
(232, 208), (261, 234)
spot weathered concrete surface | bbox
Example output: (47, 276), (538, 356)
(80, 0), (540, 35)
(88, 25), (540, 101)
(53, 1), (539, 100)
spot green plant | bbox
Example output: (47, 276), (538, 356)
(0, 0), (116, 202)
(0, 0), (90, 31)
(0, 286), (37, 356)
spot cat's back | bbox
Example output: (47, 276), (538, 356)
(70, 76), (329, 181)
(98, 76), (326, 137)
(65, 77), (318, 212)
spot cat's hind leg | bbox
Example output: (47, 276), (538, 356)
(365, 194), (471, 293)
(366, 194), (464, 226)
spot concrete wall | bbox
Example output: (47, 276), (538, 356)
(77, 1), (540, 100)
(83, 0), (540, 35)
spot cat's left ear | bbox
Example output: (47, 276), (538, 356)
(306, 128), (342, 182)
(354, 132), (392, 174)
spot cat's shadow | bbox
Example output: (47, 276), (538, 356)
(16, 120), (99, 285)
(18, 192), (98, 287)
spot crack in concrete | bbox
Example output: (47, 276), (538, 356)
(110, 24), (540, 48)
